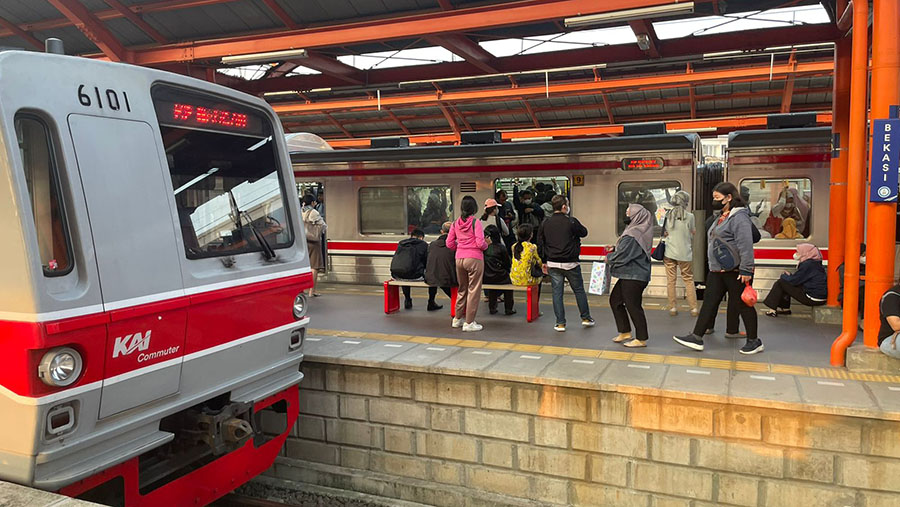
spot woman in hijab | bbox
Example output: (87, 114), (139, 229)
(774, 217), (802, 239)
(606, 203), (653, 347)
(763, 243), (826, 316)
(770, 187), (809, 235)
(662, 191), (698, 317)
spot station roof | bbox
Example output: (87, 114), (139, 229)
(0, 1), (842, 144)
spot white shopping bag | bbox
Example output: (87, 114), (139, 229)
(588, 261), (611, 295)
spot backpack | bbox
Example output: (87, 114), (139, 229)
(390, 242), (418, 279)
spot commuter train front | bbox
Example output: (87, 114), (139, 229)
(0, 50), (312, 505)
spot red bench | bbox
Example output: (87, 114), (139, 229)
(383, 280), (541, 322)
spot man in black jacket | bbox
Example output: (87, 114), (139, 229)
(390, 228), (430, 309)
(537, 195), (594, 331)
(424, 222), (457, 311)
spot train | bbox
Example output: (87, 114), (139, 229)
(291, 118), (831, 299)
(0, 48), (312, 505)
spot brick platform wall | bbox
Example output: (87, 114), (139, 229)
(264, 362), (900, 506)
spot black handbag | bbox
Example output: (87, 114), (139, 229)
(650, 215), (667, 261)
(530, 261), (544, 279)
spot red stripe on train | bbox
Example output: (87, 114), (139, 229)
(296, 159), (694, 178)
(328, 241), (826, 260)
(729, 153), (831, 165)
(0, 272), (312, 398)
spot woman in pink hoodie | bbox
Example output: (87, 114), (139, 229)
(446, 195), (490, 331)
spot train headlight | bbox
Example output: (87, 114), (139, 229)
(38, 347), (83, 387)
(293, 293), (308, 320)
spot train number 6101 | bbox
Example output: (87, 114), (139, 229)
(78, 85), (132, 112)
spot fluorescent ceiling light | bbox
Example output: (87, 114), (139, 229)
(564, 2), (694, 27)
(222, 48), (307, 65)
(263, 90), (300, 97)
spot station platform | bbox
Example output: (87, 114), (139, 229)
(307, 283), (882, 380)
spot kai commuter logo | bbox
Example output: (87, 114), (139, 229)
(112, 331), (151, 358)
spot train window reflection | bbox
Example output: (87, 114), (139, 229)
(617, 181), (682, 236)
(359, 187), (405, 234)
(161, 126), (293, 259)
(494, 177), (570, 227)
(740, 178), (812, 239)
(297, 181), (325, 219)
(15, 115), (73, 276)
(408, 186), (451, 235)
(359, 186), (452, 235)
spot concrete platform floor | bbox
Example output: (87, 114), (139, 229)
(308, 283), (857, 371)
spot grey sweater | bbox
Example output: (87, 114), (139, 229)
(707, 207), (755, 276)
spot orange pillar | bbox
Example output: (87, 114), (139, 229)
(831, 0), (869, 366)
(863, 0), (900, 347)
(827, 37), (852, 306)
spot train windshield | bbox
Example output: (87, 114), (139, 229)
(152, 86), (293, 259)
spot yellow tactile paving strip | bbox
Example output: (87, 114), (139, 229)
(307, 327), (900, 384)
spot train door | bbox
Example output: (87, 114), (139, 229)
(67, 115), (187, 419)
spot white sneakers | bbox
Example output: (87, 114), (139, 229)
(451, 317), (463, 328)
(462, 321), (483, 332)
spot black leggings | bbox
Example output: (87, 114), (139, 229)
(487, 289), (515, 313)
(693, 271), (757, 340)
(403, 286), (452, 303)
(764, 279), (825, 310)
(609, 279), (649, 341)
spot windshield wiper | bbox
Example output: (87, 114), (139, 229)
(227, 189), (276, 261)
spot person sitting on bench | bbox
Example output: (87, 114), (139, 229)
(483, 225), (515, 315)
(879, 284), (900, 359)
(424, 221), (457, 311)
(764, 243), (826, 317)
(390, 228), (432, 310)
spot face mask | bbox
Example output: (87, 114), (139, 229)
(522, 199), (532, 205)
(711, 199), (725, 210)
(793, 252), (800, 261)
(623, 216), (632, 225)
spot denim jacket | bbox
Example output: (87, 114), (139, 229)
(607, 236), (651, 282)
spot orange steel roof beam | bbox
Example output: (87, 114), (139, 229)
(104, 0), (168, 44)
(273, 61), (833, 116)
(522, 100), (542, 128)
(262, 0), (301, 30)
(317, 113), (833, 148)
(300, 52), (366, 85)
(438, 103), (462, 140)
(427, 33), (500, 74)
(47, 0), (129, 61)
(0, 15), (44, 50)
(385, 109), (412, 135)
(0, 0), (230, 40)
(126, 0), (701, 65)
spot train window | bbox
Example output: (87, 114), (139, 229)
(494, 177), (571, 225)
(408, 186), (451, 235)
(617, 181), (682, 236)
(297, 181), (325, 218)
(359, 187), (405, 234)
(15, 115), (73, 276)
(740, 178), (812, 239)
(153, 86), (293, 259)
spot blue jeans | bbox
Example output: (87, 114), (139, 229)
(548, 266), (591, 325)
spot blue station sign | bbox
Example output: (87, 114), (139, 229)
(871, 119), (900, 202)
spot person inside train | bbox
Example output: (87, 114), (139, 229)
(512, 184), (545, 229)
(421, 188), (447, 235)
(765, 187), (808, 238)
(607, 203), (652, 348)
(390, 228), (430, 310)
(774, 217), (803, 239)
(510, 223), (542, 293)
(302, 194), (327, 297)
(424, 221), (457, 311)
(878, 284), (900, 359)
(483, 225), (516, 315)
(480, 198), (510, 247)
(314, 189), (325, 219)
(496, 189), (517, 251)
(662, 191), (698, 317)
(537, 194), (594, 332)
(540, 190), (556, 219)
(407, 190), (423, 231)
(446, 195), (489, 332)
(763, 243), (826, 317)
(674, 182), (764, 355)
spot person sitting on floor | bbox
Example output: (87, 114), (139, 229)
(878, 284), (900, 359)
(764, 243), (827, 317)
(424, 221), (457, 311)
(483, 225), (516, 315)
(389, 228), (430, 310)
